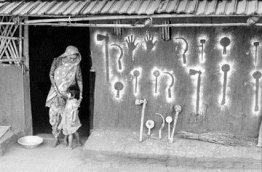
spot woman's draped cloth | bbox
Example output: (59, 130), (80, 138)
(46, 52), (81, 137)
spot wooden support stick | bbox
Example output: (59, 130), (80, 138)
(140, 99), (147, 142)
(136, 99), (147, 142)
(257, 119), (262, 147)
(170, 105), (182, 143)
(155, 113), (165, 139)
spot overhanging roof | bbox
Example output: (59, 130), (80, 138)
(0, 0), (260, 17)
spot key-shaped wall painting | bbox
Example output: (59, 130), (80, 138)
(114, 81), (124, 99)
(199, 38), (206, 63)
(252, 71), (262, 112)
(189, 69), (202, 115)
(131, 67), (142, 96)
(175, 37), (189, 65)
(164, 71), (175, 100)
(220, 37), (231, 56)
(152, 69), (161, 95)
(220, 64), (230, 105)
(97, 33), (110, 82)
(253, 41), (259, 66)
(111, 43), (124, 72)
(94, 31), (262, 118)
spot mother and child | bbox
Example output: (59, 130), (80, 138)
(45, 45), (83, 149)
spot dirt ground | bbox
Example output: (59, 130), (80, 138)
(0, 136), (260, 172)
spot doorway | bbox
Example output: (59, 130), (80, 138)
(29, 26), (94, 137)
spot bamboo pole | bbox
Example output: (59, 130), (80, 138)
(11, 39), (19, 58)
(22, 22), (252, 28)
(0, 16), (5, 32)
(0, 20), (261, 28)
(23, 14), (255, 24)
(4, 45), (11, 64)
(0, 58), (20, 62)
(7, 42), (17, 59)
(23, 22), (29, 69)
(0, 22), (18, 25)
(9, 39), (18, 59)
(23, 19), (33, 134)
(0, 36), (21, 40)
(19, 20), (22, 60)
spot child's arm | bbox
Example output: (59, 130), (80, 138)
(72, 99), (79, 122)
(72, 110), (78, 122)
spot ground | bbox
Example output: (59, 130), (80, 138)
(0, 142), (259, 172)
(0, 132), (261, 172)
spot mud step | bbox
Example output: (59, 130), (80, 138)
(0, 126), (18, 156)
(84, 130), (262, 170)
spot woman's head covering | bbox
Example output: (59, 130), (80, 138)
(59, 45), (82, 64)
(59, 45), (80, 57)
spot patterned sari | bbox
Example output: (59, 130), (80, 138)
(46, 54), (81, 137)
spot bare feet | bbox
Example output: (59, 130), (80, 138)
(52, 138), (59, 147)
(66, 146), (73, 150)
(74, 132), (82, 146)
(64, 136), (68, 146)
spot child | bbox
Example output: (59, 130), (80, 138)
(59, 88), (81, 149)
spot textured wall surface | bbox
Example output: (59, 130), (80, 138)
(91, 26), (262, 138)
(0, 65), (26, 133)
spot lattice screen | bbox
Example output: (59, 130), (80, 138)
(0, 16), (23, 66)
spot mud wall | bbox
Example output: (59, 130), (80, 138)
(90, 25), (262, 138)
(0, 65), (29, 134)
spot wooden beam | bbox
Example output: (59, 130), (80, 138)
(22, 22), (252, 28)
(22, 19), (32, 135)
(23, 23), (29, 69)
(23, 14), (252, 22)
(19, 21), (22, 60)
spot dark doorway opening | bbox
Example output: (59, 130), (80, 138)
(29, 26), (94, 137)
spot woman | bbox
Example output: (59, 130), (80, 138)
(46, 45), (83, 147)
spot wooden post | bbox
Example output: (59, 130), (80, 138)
(22, 17), (32, 135)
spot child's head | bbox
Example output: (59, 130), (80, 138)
(67, 88), (78, 99)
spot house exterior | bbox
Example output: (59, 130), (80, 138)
(0, 0), (261, 144)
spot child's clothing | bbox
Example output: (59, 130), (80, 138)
(59, 98), (81, 135)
